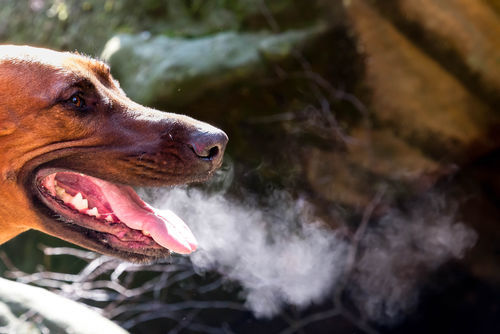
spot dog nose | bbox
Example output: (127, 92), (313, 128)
(188, 127), (228, 163)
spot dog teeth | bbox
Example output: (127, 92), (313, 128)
(55, 185), (75, 204)
(142, 230), (150, 236)
(55, 185), (66, 198)
(70, 192), (88, 211)
(53, 186), (106, 219)
(86, 207), (99, 217)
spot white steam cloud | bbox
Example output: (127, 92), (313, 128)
(140, 186), (477, 322)
(349, 195), (477, 323)
(141, 187), (348, 318)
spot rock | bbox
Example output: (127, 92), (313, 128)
(101, 27), (325, 106)
(0, 278), (128, 334)
(398, 0), (500, 100)
(306, 128), (443, 208)
(306, 146), (375, 209)
(305, 0), (500, 209)
(345, 0), (498, 163)
(347, 129), (440, 182)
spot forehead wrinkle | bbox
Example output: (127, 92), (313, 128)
(70, 55), (113, 88)
(9, 64), (81, 107)
(0, 50), (116, 109)
(0, 46), (115, 108)
(64, 66), (115, 110)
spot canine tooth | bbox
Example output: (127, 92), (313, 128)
(70, 192), (88, 211)
(55, 185), (66, 198)
(86, 207), (99, 217)
(142, 230), (150, 236)
(105, 215), (113, 222)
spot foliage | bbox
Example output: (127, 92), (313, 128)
(0, 0), (322, 55)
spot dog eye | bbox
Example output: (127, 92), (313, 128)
(68, 94), (86, 108)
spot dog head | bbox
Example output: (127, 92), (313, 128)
(0, 45), (228, 262)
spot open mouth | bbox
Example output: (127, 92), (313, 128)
(34, 170), (198, 257)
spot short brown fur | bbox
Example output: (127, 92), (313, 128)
(0, 45), (227, 261)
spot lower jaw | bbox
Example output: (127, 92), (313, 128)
(33, 195), (172, 261)
(29, 167), (195, 261)
(46, 221), (171, 262)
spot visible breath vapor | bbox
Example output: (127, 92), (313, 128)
(349, 195), (478, 323)
(139, 187), (477, 322)
(141, 187), (348, 317)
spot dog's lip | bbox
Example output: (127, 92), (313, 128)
(31, 168), (198, 255)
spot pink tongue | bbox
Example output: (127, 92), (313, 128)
(88, 177), (197, 254)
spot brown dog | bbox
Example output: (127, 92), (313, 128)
(0, 45), (227, 262)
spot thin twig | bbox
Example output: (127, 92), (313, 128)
(279, 308), (340, 334)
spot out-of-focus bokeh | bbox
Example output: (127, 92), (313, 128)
(1, 0), (499, 333)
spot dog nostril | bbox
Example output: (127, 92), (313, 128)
(190, 143), (220, 160)
(207, 146), (219, 159)
(189, 129), (227, 161)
